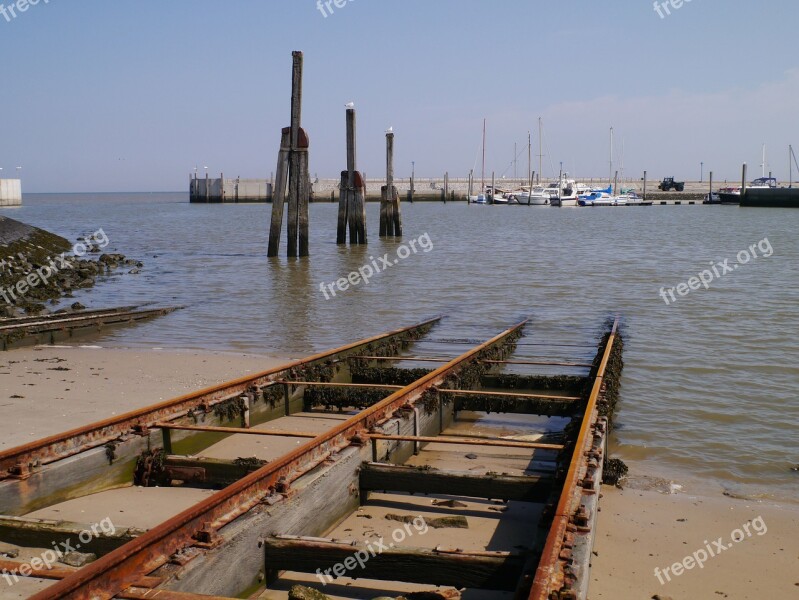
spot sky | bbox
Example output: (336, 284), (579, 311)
(1, 0), (798, 192)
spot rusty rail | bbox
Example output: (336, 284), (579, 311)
(31, 320), (527, 600)
(0, 317), (440, 478)
(528, 317), (620, 600)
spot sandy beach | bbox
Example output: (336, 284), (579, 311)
(590, 478), (799, 599)
(0, 345), (290, 450)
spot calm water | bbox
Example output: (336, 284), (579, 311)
(4, 193), (799, 503)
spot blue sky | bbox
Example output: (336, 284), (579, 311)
(1, 0), (798, 192)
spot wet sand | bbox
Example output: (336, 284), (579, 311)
(0, 345), (289, 450)
(590, 479), (799, 599)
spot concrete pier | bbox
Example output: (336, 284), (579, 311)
(0, 180), (22, 207)
(189, 175), (272, 203)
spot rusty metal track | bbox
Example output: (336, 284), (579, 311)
(0, 317), (440, 478)
(528, 317), (620, 600)
(30, 320), (527, 600)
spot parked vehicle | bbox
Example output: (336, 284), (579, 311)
(658, 177), (685, 192)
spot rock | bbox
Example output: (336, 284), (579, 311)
(385, 514), (417, 524)
(60, 551), (97, 567)
(289, 585), (331, 600)
(406, 591), (461, 600)
(425, 516), (468, 529)
(791, 465), (799, 472)
(432, 499), (467, 508)
(71, 302), (86, 311)
(129, 268), (141, 275)
(651, 595), (675, 600)
(465, 453), (478, 460)
(0, 541), (20, 558)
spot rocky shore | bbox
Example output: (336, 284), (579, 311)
(0, 216), (141, 317)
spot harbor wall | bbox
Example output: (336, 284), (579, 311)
(0, 179), (22, 206)
(189, 176), (272, 203)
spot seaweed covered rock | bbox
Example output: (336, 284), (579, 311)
(289, 585), (332, 600)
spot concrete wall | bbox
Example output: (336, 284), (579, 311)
(0, 179), (22, 206)
(190, 177), (272, 203)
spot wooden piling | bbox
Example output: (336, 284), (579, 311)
(643, 170), (647, 200)
(741, 163), (748, 200)
(443, 171), (449, 203)
(491, 171), (495, 203)
(267, 51), (311, 257)
(709, 171), (713, 200)
(337, 107), (367, 244)
(379, 131), (402, 237)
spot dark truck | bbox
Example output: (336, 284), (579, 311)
(658, 177), (685, 192)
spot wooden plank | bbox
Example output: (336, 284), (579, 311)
(368, 434), (563, 451)
(277, 381), (403, 390)
(156, 424), (317, 439)
(162, 456), (266, 488)
(437, 388), (580, 401)
(267, 129), (291, 257)
(0, 517), (144, 557)
(360, 462), (554, 502)
(263, 536), (524, 591)
(337, 171), (349, 244)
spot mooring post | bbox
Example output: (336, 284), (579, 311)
(709, 171), (713, 201)
(741, 163), (747, 200)
(491, 171), (495, 203)
(268, 51), (311, 257)
(643, 170), (647, 201)
(380, 131), (394, 236)
(338, 107), (367, 244)
(528, 170), (535, 206)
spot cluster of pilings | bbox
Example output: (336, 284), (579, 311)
(268, 52), (402, 258)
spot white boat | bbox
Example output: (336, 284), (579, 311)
(513, 186), (550, 205)
(547, 177), (580, 206)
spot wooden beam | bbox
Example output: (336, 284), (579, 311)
(121, 589), (241, 600)
(0, 517), (144, 557)
(276, 381), (403, 390)
(367, 434), (563, 451)
(351, 357), (593, 368)
(267, 129), (291, 258)
(437, 388), (580, 401)
(360, 462), (554, 502)
(0, 559), (160, 588)
(262, 535), (524, 591)
(162, 456), (266, 488)
(156, 423), (317, 439)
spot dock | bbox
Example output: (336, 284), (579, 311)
(0, 316), (624, 600)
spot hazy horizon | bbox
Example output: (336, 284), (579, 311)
(2, 0), (797, 193)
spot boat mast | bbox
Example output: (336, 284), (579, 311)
(538, 117), (543, 184)
(481, 118), (486, 194)
(609, 127), (614, 188)
(528, 131), (532, 184)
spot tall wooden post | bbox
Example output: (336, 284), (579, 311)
(643, 170), (647, 200)
(268, 51), (311, 257)
(741, 163), (747, 201)
(338, 107), (367, 244)
(490, 171), (495, 203)
(443, 172), (449, 203)
(709, 171), (713, 201)
(380, 131), (401, 237)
